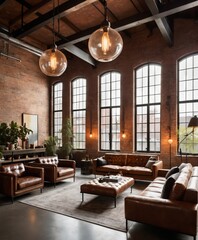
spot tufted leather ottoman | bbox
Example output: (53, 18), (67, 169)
(80, 176), (134, 207)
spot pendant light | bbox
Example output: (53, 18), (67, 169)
(88, 0), (123, 62)
(39, 0), (67, 77)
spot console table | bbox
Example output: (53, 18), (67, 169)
(0, 148), (46, 165)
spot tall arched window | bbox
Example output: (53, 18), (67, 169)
(72, 78), (86, 149)
(178, 54), (198, 154)
(100, 71), (121, 151)
(135, 63), (161, 152)
(53, 82), (63, 146)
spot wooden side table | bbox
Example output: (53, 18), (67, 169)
(81, 159), (93, 175)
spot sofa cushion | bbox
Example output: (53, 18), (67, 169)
(120, 166), (152, 176)
(165, 166), (179, 179)
(96, 165), (121, 174)
(105, 154), (127, 166)
(57, 167), (74, 177)
(183, 176), (198, 203)
(161, 172), (180, 199)
(17, 176), (42, 190)
(37, 156), (59, 165)
(1, 163), (25, 177)
(97, 157), (107, 167)
(169, 171), (189, 200)
(126, 155), (150, 167)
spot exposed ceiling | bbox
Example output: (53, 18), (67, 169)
(0, 0), (198, 66)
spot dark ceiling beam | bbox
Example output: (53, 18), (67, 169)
(63, 44), (96, 66)
(58, 0), (198, 48)
(10, 0), (51, 27)
(12, 0), (98, 38)
(145, 0), (173, 46)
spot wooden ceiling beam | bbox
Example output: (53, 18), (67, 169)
(12, 0), (98, 38)
(58, 0), (198, 48)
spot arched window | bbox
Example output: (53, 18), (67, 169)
(53, 82), (63, 146)
(178, 54), (198, 154)
(72, 78), (87, 149)
(135, 63), (161, 152)
(100, 71), (121, 151)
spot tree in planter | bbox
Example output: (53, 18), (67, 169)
(18, 123), (33, 149)
(44, 136), (59, 156)
(57, 118), (74, 159)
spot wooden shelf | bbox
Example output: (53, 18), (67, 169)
(1, 148), (46, 165)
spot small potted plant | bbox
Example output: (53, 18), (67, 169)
(18, 123), (33, 149)
(7, 121), (20, 150)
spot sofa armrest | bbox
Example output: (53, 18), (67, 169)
(58, 159), (76, 169)
(25, 165), (44, 179)
(157, 168), (169, 177)
(125, 195), (197, 236)
(0, 172), (16, 196)
(152, 160), (163, 178)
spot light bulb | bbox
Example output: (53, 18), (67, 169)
(101, 30), (111, 55)
(88, 25), (123, 62)
(168, 138), (173, 144)
(39, 46), (67, 77)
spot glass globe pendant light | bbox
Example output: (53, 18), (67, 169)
(39, 44), (67, 77)
(39, 0), (67, 77)
(88, 0), (123, 62)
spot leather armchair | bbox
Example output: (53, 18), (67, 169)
(28, 156), (76, 186)
(0, 163), (44, 202)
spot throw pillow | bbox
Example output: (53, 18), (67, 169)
(165, 166), (179, 179)
(145, 159), (157, 169)
(161, 172), (180, 199)
(97, 157), (107, 167)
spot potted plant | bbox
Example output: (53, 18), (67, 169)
(0, 122), (10, 146)
(18, 123), (33, 149)
(44, 136), (59, 156)
(57, 118), (74, 159)
(7, 121), (20, 149)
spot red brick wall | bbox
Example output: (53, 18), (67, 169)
(0, 43), (49, 146)
(51, 19), (198, 168)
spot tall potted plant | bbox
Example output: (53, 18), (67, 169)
(0, 122), (10, 146)
(57, 118), (74, 159)
(44, 136), (59, 156)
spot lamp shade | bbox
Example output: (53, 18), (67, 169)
(39, 47), (67, 77)
(88, 26), (123, 62)
(188, 115), (198, 128)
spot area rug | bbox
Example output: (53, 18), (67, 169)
(19, 175), (149, 232)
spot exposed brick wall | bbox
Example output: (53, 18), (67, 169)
(51, 18), (198, 168)
(0, 42), (49, 146)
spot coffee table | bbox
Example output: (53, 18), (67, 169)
(80, 176), (134, 207)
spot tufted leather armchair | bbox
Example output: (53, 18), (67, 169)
(0, 163), (44, 202)
(28, 156), (76, 186)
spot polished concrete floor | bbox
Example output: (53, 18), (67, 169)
(0, 169), (196, 240)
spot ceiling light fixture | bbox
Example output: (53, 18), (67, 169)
(39, 0), (67, 77)
(88, 0), (123, 62)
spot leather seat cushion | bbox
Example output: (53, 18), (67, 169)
(120, 166), (152, 176)
(57, 167), (74, 177)
(17, 176), (42, 189)
(96, 165), (121, 173)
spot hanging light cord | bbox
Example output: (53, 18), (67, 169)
(52, 0), (56, 50)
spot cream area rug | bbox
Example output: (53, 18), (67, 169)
(19, 173), (148, 232)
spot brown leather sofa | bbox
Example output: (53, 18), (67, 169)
(93, 153), (163, 181)
(0, 162), (44, 202)
(125, 163), (198, 239)
(28, 156), (76, 186)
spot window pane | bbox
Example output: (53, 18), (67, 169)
(179, 54), (198, 154)
(135, 64), (161, 152)
(100, 72), (121, 151)
(53, 82), (63, 146)
(72, 78), (86, 149)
